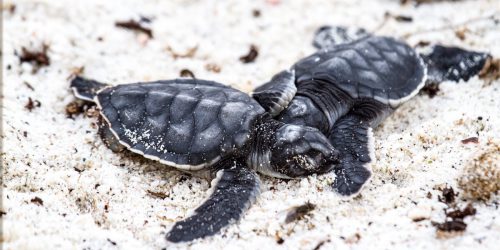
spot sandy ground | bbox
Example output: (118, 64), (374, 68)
(2, 0), (500, 249)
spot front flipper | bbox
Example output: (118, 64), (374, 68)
(328, 113), (375, 196)
(312, 26), (370, 50)
(166, 159), (260, 242)
(421, 45), (491, 84)
(251, 70), (296, 116)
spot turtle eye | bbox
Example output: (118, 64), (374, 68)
(309, 150), (324, 165)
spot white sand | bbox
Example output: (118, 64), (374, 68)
(2, 0), (500, 249)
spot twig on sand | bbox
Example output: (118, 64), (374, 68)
(371, 12), (499, 39)
(400, 12), (500, 39)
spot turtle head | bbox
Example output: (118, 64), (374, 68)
(269, 124), (339, 178)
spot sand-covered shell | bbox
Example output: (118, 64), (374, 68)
(96, 79), (265, 170)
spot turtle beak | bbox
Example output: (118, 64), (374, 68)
(329, 148), (340, 164)
(317, 149), (339, 174)
(322, 143), (340, 162)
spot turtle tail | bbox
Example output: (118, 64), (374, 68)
(70, 76), (109, 102)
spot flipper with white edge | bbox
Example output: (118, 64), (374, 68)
(328, 113), (373, 196)
(251, 70), (297, 117)
(420, 45), (491, 85)
(327, 99), (392, 196)
(70, 76), (109, 102)
(312, 25), (370, 50)
(166, 158), (260, 242)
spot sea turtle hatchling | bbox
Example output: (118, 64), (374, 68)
(251, 26), (490, 196)
(70, 77), (340, 242)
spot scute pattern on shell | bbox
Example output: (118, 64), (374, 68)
(294, 36), (425, 106)
(96, 79), (265, 168)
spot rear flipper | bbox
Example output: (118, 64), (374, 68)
(70, 76), (109, 102)
(166, 159), (260, 242)
(312, 26), (370, 50)
(420, 45), (491, 84)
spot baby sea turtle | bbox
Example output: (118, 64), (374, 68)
(251, 26), (490, 196)
(70, 77), (339, 242)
